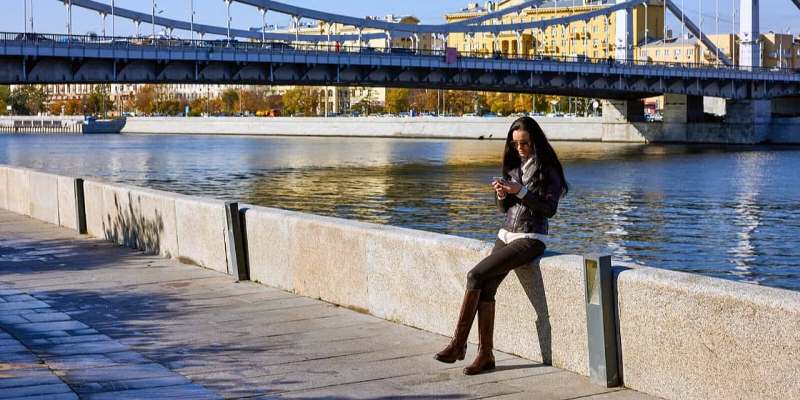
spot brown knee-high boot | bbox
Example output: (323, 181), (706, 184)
(463, 300), (495, 375)
(434, 289), (481, 363)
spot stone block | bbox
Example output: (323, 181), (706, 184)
(57, 176), (79, 230)
(530, 255), (589, 375)
(0, 165), (7, 210)
(83, 180), (106, 238)
(6, 167), (31, 215)
(617, 267), (800, 400)
(366, 227), (489, 338)
(243, 206), (294, 291)
(287, 213), (370, 311)
(97, 183), (131, 243)
(28, 171), (60, 225)
(174, 196), (229, 273)
(124, 187), (179, 257)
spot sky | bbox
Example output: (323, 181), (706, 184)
(4, 0), (798, 38)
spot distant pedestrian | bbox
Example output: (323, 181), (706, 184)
(434, 116), (568, 375)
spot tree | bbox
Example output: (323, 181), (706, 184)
(385, 89), (410, 114)
(240, 89), (265, 115)
(283, 87), (319, 116)
(408, 89), (437, 113)
(83, 85), (114, 117)
(189, 98), (206, 116)
(156, 99), (182, 116)
(221, 88), (240, 115)
(0, 85), (9, 115)
(444, 90), (477, 115)
(513, 94), (533, 113)
(134, 85), (156, 115)
(264, 94), (283, 113)
(8, 86), (49, 115)
(49, 101), (64, 115)
(484, 93), (514, 115)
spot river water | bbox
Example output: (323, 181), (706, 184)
(2, 133), (799, 291)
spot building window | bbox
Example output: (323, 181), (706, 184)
(675, 49), (681, 56)
(656, 50), (661, 56)
(687, 49), (693, 56)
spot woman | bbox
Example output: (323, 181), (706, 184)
(434, 116), (568, 375)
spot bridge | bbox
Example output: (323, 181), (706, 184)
(2, 32), (798, 101)
(4, 0), (800, 136)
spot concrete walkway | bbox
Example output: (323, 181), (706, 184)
(0, 209), (658, 399)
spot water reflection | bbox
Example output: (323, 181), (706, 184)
(1, 134), (799, 291)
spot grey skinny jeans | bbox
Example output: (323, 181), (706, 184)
(467, 238), (546, 302)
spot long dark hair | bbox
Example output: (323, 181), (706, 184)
(502, 116), (569, 197)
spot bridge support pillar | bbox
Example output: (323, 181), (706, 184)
(600, 99), (651, 142)
(658, 94), (704, 142)
(722, 99), (772, 143)
(602, 99), (644, 123)
(663, 94), (704, 124)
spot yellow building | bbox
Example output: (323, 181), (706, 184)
(637, 34), (738, 65)
(638, 33), (800, 70)
(761, 32), (800, 69)
(272, 15), (434, 114)
(445, 0), (665, 60)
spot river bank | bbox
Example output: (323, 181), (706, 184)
(120, 116), (800, 144)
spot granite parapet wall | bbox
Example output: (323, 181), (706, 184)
(1, 164), (799, 400)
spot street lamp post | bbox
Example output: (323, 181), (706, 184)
(260, 8), (267, 43)
(190, 0), (194, 41)
(152, 0), (156, 38)
(111, 0), (115, 37)
(225, 0), (232, 44)
(66, 0), (72, 38)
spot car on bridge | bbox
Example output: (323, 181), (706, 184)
(13, 33), (52, 42)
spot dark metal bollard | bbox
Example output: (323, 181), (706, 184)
(224, 202), (249, 281)
(583, 254), (620, 387)
(74, 178), (87, 234)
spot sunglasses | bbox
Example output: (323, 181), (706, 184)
(511, 140), (531, 148)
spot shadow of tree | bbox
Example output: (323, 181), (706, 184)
(513, 253), (552, 365)
(0, 236), (152, 275)
(103, 191), (166, 256)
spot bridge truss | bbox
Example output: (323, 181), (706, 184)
(54, 0), (786, 68)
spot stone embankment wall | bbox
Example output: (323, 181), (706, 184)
(121, 116), (800, 144)
(1, 164), (799, 400)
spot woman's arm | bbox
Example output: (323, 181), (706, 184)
(495, 191), (516, 213)
(500, 172), (562, 218)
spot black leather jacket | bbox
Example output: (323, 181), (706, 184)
(496, 167), (563, 235)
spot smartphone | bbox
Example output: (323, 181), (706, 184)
(491, 176), (507, 184)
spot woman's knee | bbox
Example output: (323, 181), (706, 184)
(466, 269), (483, 290)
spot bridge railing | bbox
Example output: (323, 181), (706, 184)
(3, 31), (799, 77)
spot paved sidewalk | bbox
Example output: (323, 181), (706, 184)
(0, 210), (658, 399)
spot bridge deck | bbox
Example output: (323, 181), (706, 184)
(0, 209), (655, 399)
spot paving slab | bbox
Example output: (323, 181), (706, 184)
(0, 209), (661, 399)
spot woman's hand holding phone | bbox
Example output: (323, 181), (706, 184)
(492, 177), (522, 195)
(492, 177), (508, 198)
